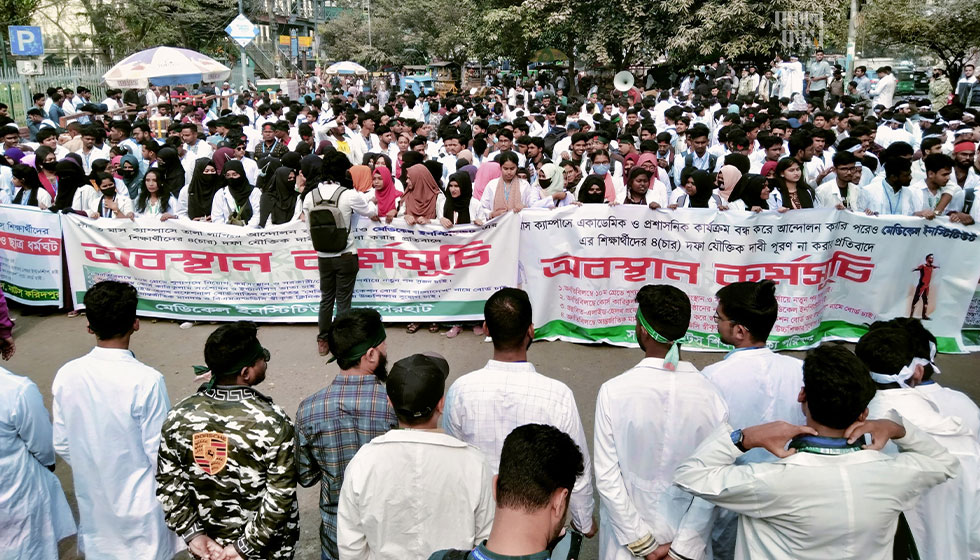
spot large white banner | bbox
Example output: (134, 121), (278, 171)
(519, 206), (980, 352)
(0, 205), (63, 306)
(61, 214), (519, 322)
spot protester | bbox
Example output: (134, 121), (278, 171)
(444, 288), (596, 539)
(428, 424), (585, 560)
(10, 163), (52, 209)
(674, 344), (959, 560)
(295, 308), (397, 560)
(338, 353), (494, 560)
(52, 281), (181, 558)
(133, 168), (176, 219)
(594, 285), (727, 560)
(157, 321), (300, 560)
(86, 171), (134, 218)
(211, 159), (260, 226)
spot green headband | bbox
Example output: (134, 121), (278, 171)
(194, 343), (270, 390)
(327, 328), (387, 364)
(637, 310), (680, 371)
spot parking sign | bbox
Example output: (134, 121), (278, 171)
(8, 26), (43, 56)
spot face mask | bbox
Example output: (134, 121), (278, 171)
(42, 161), (57, 171)
(121, 168), (137, 178)
(592, 163), (610, 176)
(101, 187), (116, 198)
(226, 176), (247, 189)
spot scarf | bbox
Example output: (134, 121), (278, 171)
(731, 174), (769, 209)
(34, 146), (56, 198)
(578, 175), (607, 203)
(472, 162), (501, 200)
(373, 166), (401, 216)
(492, 176), (524, 214)
(636, 152), (658, 172)
(212, 147), (235, 175)
(281, 151), (302, 171)
(538, 163), (564, 195)
(157, 147), (185, 195)
(223, 160), (253, 224)
(300, 154), (324, 200)
(256, 156), (282, 193)
(444, 171), (473, 224)
(404, 164), (440, 219)
(688, 170), (717, 207)
(118, 153), (144, 200)
(51, 160), (85, 211)
(456, 149), (473, 165)
(268, 166), (298, 224)
(110, 155), (123, 179)
(187, 158), (220, 219)
(458, 164), (478, 184)
(350, 164), (373, 192)
(718, 165), (743, 202)
(4, 147), (25, 164)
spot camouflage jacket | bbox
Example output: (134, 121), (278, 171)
(156, 384), (300, 560)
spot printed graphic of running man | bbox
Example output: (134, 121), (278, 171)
(910, 254), (939, 320)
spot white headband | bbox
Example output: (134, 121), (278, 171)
(846, 144), (862, 153)
(870, 358), (930, 388)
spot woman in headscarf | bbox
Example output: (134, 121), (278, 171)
(472, 161), (501, 201)
(133, 169), (177, 220)
(212, 146), (235, 175)
(89, 158), (109, 184)
(371, 165), (401, 222)
(179, 158), (221, 221)
(10, 164), (51, 209)
(115, 153), (144, 200)
(211, 160), (260, 227)
(433, 170), (481, 338)
(157, 146), (185, 195)
(402, 164), (440, 226)
(728, 174), (773, 212)
(50, 160), (86, 213)
(86, 171), (134, 219)
(33, 145), (58, 198)
(669, 169), (723, 208)
(3, 147), (25, 166)
(263, 166), (301, 226)
(280, 151), (302, 172)
(349, 164), (373, 193)
(622, 152), (639, 175)
(299, 154), (323, 201)
(588, 149), (620, 203)
(716, 164), (743, 203)
(458, 162), (478, 184)
(477, 151), (545, 221)
(537, 162), (564, 196)
(423, 160), (444, 191)
(577, 175), (609, 204)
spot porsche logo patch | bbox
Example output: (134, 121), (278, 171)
(193, 432), (229, 475)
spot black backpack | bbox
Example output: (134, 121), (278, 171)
(309, 185), (350, 253)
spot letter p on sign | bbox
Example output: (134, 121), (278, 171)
(8, 26), (44, 56)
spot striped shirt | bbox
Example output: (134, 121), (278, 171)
(295, 374), (397, 560)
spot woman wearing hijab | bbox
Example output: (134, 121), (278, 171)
(438, 171), (477, 229)
(669, 169), (724, 208)
(33, 145), (58, 198)
(457, 162), (478, 184)
(716, 164), (743, 204)
(577, 175), (609, 204)
(728, 174), (774, 212)
(472, 161), (501, 201)
(157, 147), (185, 195)
(299, 154), (323, 201)
(280, 151), (302, 172)
(50, 160), (85, 213)
(3, 147), (25, 166)
(211, 160), (260, 227)
(212, 146), (235, 176)
(114, 153), (144, 200)
(86, 171), (134, 219)
(349, 164), (373, 193)
(263, 166), (301, 226)
(10, 164), (51, 209)
(402, 163), (440, 226)
(371, 165), (401, 222)
(423, 160), (444, 191)
(177, 159), (220, 221)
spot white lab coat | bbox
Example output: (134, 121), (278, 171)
(52, 347), (181, 560)
(337, 429), (494, 560)
(871, 73), (897, 108)
(857, 179), (920, 216)
(868, 388), (980, 559)
(210, 186), (262, 227)
(674, 418), (959, 560)
(594, 358), (728, 560)
(476, 178), (547, 221)
(0, 367), (75, 560)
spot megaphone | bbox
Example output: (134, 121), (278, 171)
(614, 71), (634, 92)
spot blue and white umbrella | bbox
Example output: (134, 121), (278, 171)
(103, 46), (232, 88)
(325, 61), (368, 75)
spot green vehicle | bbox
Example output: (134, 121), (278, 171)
(895, 67), (930, 96)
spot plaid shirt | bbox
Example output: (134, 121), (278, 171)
(295, 374), (397, 560)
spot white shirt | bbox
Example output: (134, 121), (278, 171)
(871, 73), (897, 108)
(857, 179), (919, 216)
(674, 418), (959, 560)
(73, 145), (110, 174)
(210, 187), (261, 227)
(594, 358), (728, 560)
(868, 389), (980, 560)
(337, 429), (494, 560)
(916, 382), (980, 441)
(52, 347), (181, 560)
(86, 191), (134, 218)
(303, 183), (377, 258)
(444, 359), (596, 534)
(0, 367), (76, 560)
(815, 179), (860, 210)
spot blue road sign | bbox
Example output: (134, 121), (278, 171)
(8, 26), (43, 56)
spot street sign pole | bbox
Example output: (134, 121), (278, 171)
(238, 0), (247, 89)
(225, 13), (259, 88)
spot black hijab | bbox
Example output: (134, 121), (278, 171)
(281, 151), (302, 171)
(157, 147), (185, 194)
(256, 156), (281, 193)
(268, 166), (298, 225)
(187, 158), (220, 219)
(51, 160), (85, 212)
(689, 170), (716, 208)
(443, 171), (473, 224)
(300, 154), (323, 200)
(423, 160), (444, 191)
(223, 159), (253, 223)
(732, 174), (770, 210)
(577, 175), (607, 204)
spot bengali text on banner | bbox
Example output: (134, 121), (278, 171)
(0, 204), (63, 306)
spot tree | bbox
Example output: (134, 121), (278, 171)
(860, 0), (980, 80)
(0, 0), (41, 29)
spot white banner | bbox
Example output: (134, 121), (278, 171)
(519, 206), (980, 352)
(0, 205), (62, 306)
(61, 214), (519, 322)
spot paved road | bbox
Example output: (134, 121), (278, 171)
(11, 309), (978, 559)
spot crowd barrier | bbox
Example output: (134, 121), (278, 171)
(3, 204), (979, 352)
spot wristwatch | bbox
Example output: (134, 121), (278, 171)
(730, 429), (748, 452)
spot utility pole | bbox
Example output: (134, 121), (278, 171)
(238, 0), (248, 88)
(366, 0), (372, 48)
(845, 0), (858, 80)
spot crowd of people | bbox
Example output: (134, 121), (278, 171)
(2, 278), (978, 560)
(0, 52), (979, 560)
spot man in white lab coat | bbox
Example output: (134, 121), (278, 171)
(700, 279), (805, 559)
(674, 344), (959, 560)
(52, 281), (181, 560)
(594, 285), (728, 560)
(857, 327), (980, 560)
(870, 66), (898, 109)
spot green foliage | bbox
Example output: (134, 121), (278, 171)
(0, 0), (41, 28)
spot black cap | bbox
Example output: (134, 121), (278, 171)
(387, 353), (450, 419)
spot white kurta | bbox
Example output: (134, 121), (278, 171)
(52, 347), (181, 560)
(867, 388), (980, 560)
(337, 429), (494, 560)
(674, 418), (959, 560)
(0, 367), (75, 560)
(917, 381), (980, 441)
(594, 358), (728, 560)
